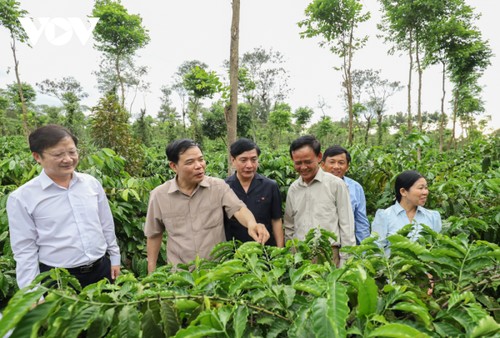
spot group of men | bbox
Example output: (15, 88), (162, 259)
(7, 125), (370, 289)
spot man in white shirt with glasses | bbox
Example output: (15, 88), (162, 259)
(7, 124), (121, 289)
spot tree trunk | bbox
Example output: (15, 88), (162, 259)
(115, 56), (126, 110)
(377, 110), (383, 146)
(415, 36), (422, 162)
(226, 0), (240, 175)
(364, 118), (370, 145)
(415, 36), (423, 133)
(439, 61), (446, 152)
(11, 38), (29, 136)
(346, 25), (355, 146)
(450, 83), (460, 150)
(407, 30), (413, 133)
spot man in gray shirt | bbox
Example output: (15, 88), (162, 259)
(284, 135), (355, 266)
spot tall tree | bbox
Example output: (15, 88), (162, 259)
(92, 0), (150, 109)
(226, 0), (240, 173)
(183, 65), (224, 142)
(293, 106), (314, 134)
(421, 0), (491, 148)
(172, 60), (208, 133)
(94, 56), (150, 114)
(157, 86), (179, 123)
(351, 69), (372, 144)
(37, 77), (89, 133)
(379, 0), (446, 134)
(351, 69), (402, 145)
(299, 0), (370, 146)
(0, 0), (30, 135)
(422, 0), (477, 150)
(132, 108), (152, 147)
(239, 47), (290, 122)
(268, 103), (293, 146)
(449, 58), (490, 146)
(156, 86), (182, 142)
(365, 71), (402, 145)
(90, 90), (143, 174)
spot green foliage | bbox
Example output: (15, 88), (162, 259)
(36, 77), (88, 135)
(92, 0), (150, 57)
(1, 132), (499, 335)
(258, 147), (296, 202)
(1, 228), (498, 337)
(235, 103), (253, 139)
(201, 103), (227, 141)
(299, 0), (370, 55)
(268, 103), (293, 146)
(349, 134), (499, 241)
(90, 91), (144, 175)
(201, 102), (254, 141)
(0, 140), (34, 301)
(79, 148), (161, 274)
(0, 0), (29, 43)
(239, 47), (290, 122)
(132, 109), (153, 147)
(308, 115), (348, 146)
(183, 66), (224, 100)
(6, 82), (36, 105)
(293, 106), (314, 133)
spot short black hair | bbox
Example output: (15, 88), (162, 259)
(289, 135), (321, 158)
(322, 145), (351, 163)
(166, 139), (200, 164)
(230, 138), (261, 158)
(29, 124), (78, 154)
(395, 170), (425, 202)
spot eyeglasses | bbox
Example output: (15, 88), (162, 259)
(43, 148), (79, 160)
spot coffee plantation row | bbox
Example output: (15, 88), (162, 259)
(0, 132), (498, 337)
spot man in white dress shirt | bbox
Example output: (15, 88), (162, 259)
(7, 124), (121, 289)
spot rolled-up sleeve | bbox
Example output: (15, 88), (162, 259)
(144, 188), (166, 238)
(222, 183), (245, 219)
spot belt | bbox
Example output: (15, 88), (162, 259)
(40, 256), (105, 274)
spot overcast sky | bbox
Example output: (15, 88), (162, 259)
(1, 0), (498, 133)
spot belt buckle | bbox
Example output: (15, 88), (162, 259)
(80, 263), (93, 273)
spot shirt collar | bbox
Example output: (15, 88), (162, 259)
(342, 175), (352, 186)
(298, 167), (324, 186)
(394, 201), (425, 215)
(39, 169), (80, 190)
(228, 172), (263, 182)
(168, 175), (210, 194)
(394, 201), (406, 215)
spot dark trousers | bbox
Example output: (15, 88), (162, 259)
(39, 256), (112, 288)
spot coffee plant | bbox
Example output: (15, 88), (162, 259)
(0, 227), (498, 337)
(0, 133), (499, 335)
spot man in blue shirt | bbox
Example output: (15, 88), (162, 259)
(225, 138), (284, 247)
(321, 145), (370, 244)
